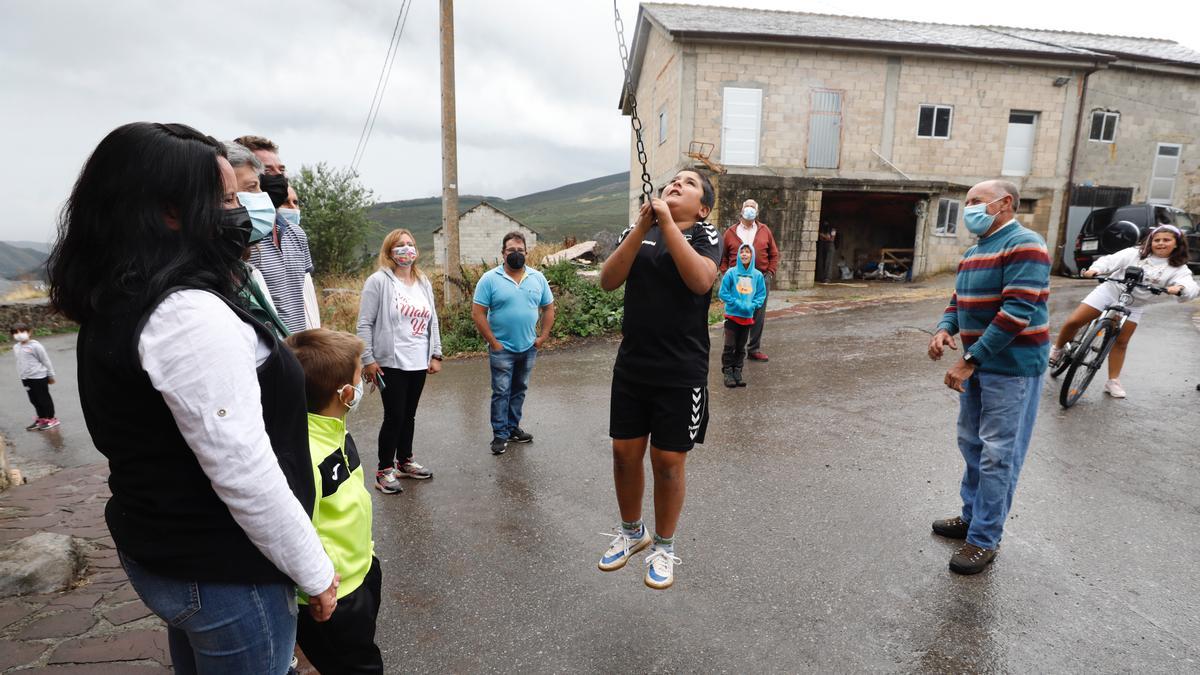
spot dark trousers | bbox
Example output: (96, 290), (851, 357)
(22, 378), (54, 419)
(722, 320), (752, 370)
(747, 283), (769, 353)
(377, 367), (427, 470)
(817, 240), (837, 283)
(297, 556), (384, 675)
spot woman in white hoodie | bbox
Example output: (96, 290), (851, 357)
(1050, 224), (1198, 398)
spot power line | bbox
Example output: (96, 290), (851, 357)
(351, 1), (412, 172)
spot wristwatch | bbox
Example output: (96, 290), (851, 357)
(963, 352), (982, 367)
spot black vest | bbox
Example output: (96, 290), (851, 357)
(78, 289), (313, 584)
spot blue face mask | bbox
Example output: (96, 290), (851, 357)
(742, 207), (757, 221)
(236, 191), (276, 244)
(278, 208), (301, 228)
(962, 196), (1007, 236)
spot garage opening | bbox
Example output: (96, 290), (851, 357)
(817, 191), (922, 282)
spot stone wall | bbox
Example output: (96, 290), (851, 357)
(433, 205), (538, 267)
(0, 303), (74, 346)
(1074, 68), (1200, 213)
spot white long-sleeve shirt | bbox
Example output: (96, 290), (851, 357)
(1088, 247), (1200, 305)
(14, 339), (54, 380)
(138, 290), (334, 596)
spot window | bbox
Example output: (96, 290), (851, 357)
(1017, 199), (1038, 214)
(721, 87), (762, 166)
(658, 107), (668, 146)
(918, 105), (952, 139)
(1088, 111), (1119, 143)
(935, 198), (961, 236)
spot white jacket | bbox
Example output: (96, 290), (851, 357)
(1088, 247), (1199, 304)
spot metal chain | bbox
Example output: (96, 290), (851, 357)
(613, 1), (654, 205)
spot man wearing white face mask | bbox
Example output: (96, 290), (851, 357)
(223, 142), (289, 338)
(926, 179), (1051, 575)
(720, 199), (779, 362)
(233, 136), (315, 335)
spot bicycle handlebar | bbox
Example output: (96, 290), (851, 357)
(1095, 275), (1170, 295)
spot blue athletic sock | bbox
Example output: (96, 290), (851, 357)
(621, 520), (644, 538)
(653, 533), (674, 553)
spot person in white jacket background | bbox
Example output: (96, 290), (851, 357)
(1050, 224), (1199, 398)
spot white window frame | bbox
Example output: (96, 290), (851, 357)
(657, 107), (668, 146)
(1001, 110), (1039, 177)
(1088, 111), (1119, 143)
(720, 87), (763, 167)
(934, 198), (961, 236)
(1148, 142), (1182, 204)
(917, 104), (953, 139)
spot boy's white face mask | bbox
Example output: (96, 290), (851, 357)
(13, 332), (30, 342)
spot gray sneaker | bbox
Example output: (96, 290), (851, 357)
(396, 461), (433, 480)
(374, 468), (403, 494)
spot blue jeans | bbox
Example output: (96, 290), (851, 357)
(956, 371), (1042, 550)
(119, 551), (297, 675)
(489, 346), (537, 439)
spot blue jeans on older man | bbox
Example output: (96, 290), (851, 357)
(489, 346), (537, 440)
(957, 371), (1042, 550)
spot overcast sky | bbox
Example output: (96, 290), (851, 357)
(3, 0), (1197, 243)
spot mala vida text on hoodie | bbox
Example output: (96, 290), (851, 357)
(719, 244), (767, 323)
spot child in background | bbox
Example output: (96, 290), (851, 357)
(718, 243), (767, 388)
(284, 328), (384, 674)
(11, 322), (59, 430)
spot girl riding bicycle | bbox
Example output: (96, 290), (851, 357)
(1050, 225), (1198, 398)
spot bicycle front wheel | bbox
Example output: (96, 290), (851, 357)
(1059, 319), (1115, 408)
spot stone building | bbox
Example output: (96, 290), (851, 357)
(621, 3), (1200, 287)
(433, 202), (539, 267)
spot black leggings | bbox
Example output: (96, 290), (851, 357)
(23, 378), (54, 419)
(377, 367), (427, 470)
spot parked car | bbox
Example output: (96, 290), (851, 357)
(1073, 203), (1198, 273)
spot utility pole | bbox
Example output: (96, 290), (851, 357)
(440, 0), (462, 304)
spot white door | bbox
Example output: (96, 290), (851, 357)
(721, 87), (762, 166)
(807, 90), (842, 169)
(1001, 111), (1037, 176)
(1149, 143), (1182, 204)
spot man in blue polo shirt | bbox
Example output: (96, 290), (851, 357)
(471, 232), (556, 455)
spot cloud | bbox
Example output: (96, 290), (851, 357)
(2, 0), (1195, 241)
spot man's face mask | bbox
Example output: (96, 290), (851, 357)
(963, 196), (1007, 236)
(236, 191), (276, 244)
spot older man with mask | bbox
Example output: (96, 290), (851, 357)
(720, 198), (779, 361)
(927, 179), (1050, 575)
(236, 135), (315, 334)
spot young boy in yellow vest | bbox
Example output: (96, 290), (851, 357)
(284, 328), (383, 673)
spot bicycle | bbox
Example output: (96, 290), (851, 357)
(1050, 266), (1169, 408)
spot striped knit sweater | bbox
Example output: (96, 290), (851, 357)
(936, 221), (1051, 376)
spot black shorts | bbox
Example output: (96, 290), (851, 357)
(609, 371), (709, 452)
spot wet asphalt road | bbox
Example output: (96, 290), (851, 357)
(3, 279), (1199, 672)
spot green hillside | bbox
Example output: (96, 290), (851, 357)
(366, 172), (629, 252)
(0, 242), (48, 279)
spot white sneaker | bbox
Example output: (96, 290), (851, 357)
(644, 547), (681, 590)
(1104, 379), (1126, 398)
(1048, 346), (1063, 367)
(597, 526), (651, 571)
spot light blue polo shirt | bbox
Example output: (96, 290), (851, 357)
(472, 266), (554, 352)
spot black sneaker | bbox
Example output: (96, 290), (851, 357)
(722, 368), (737, 388)
(932, 516), (969, 539)
(508, 427), (533, 444)
(733, 367), (746, 387)
(949, 543), (997, 575)
(490, 437), (508, 455)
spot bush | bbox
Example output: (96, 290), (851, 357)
(541, 262), (624, 339)
(293, 164), (375, 276)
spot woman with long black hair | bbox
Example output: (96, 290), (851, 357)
(49, 122), (338, 674)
